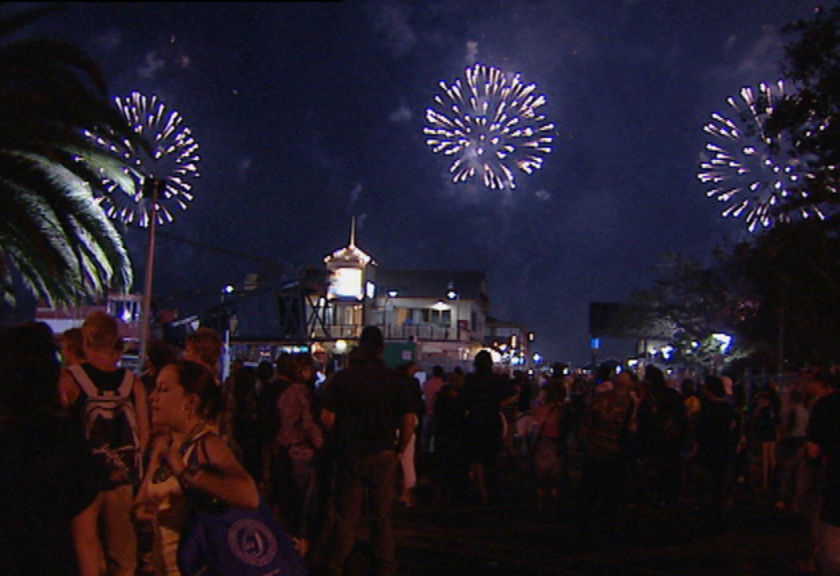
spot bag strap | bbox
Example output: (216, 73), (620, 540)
(117, 369), (135, 397)
(182, 429), (215, 467)
(68, 364), (132, 398)
(67, 364), (99, 397)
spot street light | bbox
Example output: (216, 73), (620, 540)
(382, 289), (398, 337)
(446, 281), (459, 341)
(139, 179), (160, 368)
(219, 284), (237, 382)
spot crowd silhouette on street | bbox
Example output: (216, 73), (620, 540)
(2, 316), (840, 575)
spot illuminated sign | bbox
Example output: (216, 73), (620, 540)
(328, 267), (363, 300)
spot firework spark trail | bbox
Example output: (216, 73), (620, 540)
(84, 91), (201, 227)
(424, 63), (554, 190)
(697, 80), (819, 232)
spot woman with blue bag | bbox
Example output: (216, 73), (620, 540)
(134, 360), (305, 575)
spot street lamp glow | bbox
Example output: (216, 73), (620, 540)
(712, 333), (733, 353)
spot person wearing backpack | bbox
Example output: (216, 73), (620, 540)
(59, 311), (149, 576)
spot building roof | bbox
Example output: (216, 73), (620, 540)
(323, 242), (373, 266)
(372, 269), (489, 303)
(323, 217), (374, 266)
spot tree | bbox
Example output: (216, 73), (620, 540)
(729, 221), (840, 369)
(728, 4), (840, 368)
(627, 251), (747, 372)
(767, 4), (840, 221)
(0, 5), (142, 306)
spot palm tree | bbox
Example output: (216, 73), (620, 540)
(0, 4), (141, 306)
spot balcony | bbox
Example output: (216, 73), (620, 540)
(383, 322), (469, 342)
(307, 321), (471, 343)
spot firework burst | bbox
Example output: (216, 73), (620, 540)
(697, 80), (820, 232)
(84, 92), (200, 227)
(424, 63), (555, 190)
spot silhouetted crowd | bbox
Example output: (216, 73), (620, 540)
(3, 316), (840, 575)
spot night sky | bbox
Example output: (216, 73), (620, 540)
(17, 1), (817, 365)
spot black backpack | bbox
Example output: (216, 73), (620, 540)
(68, 365), (141, 485)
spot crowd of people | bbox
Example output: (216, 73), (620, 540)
(3, 314), (840, 575)
(416, 360), (840, 574)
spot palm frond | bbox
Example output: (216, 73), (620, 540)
(0, 151), (133, 306)
(0, 9), (152, 306)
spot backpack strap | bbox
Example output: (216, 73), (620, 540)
(117, 369), (135, 397)
(67, 364), (99, 398)
(67, 364), (133, 398)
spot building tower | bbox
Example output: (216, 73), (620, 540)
(321, 217), (376, 339)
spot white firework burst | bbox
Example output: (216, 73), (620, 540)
(697, 80), (819, 232)
(84, 92), (200, 227)
(424, 63), (555, 190)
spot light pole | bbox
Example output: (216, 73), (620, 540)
(220, 284), (235, 382)
(446, 282), (459, 341)
(138, 179), (160, 367)
(86, 91), (201, 373)
(382, 289), (398, 338)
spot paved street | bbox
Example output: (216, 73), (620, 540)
(342, 455), (815, 576)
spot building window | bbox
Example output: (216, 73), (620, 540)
(412, 308), (451, 326)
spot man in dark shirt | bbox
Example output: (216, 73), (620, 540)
(806, 373), (840, 574)
(315, 326), (415, 576)
(694, 375), (739, 534)
(637, 365), (687, 508)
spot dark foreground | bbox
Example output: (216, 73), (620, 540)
(342, 458), (814, 576)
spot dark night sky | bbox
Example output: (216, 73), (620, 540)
(16, 1), (817, 365)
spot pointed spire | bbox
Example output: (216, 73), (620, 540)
(324, 214), (374, 266)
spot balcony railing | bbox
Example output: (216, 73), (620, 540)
(308, 322), (471, 342)
(383, 323), (469, 342)
(309, 323), (362, 340)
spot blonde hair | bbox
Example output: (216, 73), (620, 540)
(82, 311), (119, 352)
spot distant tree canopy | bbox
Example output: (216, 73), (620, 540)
(627, 252), (746, 372)
(730, 222), (840, 369)
(629, 7), (840, 373)
(629, 226), (840, 373)
(768, 4), (840, 220)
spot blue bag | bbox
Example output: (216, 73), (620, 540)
(177, 499), (307, 576)
(177, 433), (307, 576)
